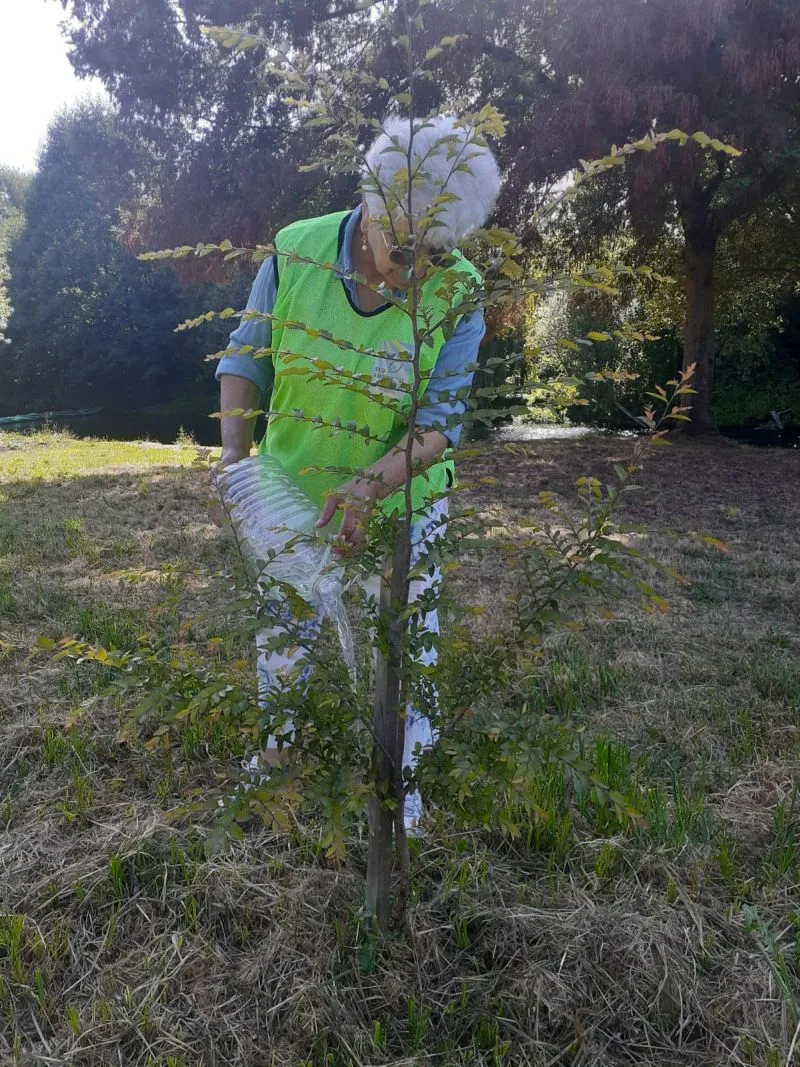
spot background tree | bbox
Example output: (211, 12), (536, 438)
(523, 0), (800, 431)
(2, 100), (247, 413)
(57, 0), (379, 258)
(530, 184), (800, 430)
(55, 0), (800, 430)
(643, 193), (800, 426)
(56, 0), (549, 253)
(4, 100), (179, 410)
(0, 166), (30, 346)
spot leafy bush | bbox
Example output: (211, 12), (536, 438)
(713, 304), (800, 427)
(526, 289), (681, 429)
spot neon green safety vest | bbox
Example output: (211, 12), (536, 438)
(259, 210), (482, 518)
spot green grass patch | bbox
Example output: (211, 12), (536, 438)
(749, 643), (800, 708)
(0, 428), (197, 482)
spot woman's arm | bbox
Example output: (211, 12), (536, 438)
(316, 429), (448, 548)
(215, 254), (278, 461)
(209, 257), (278, 524)
(208, 374), (262, 527)
(414, 309), (486, 445)
(219, 374), (262, 465)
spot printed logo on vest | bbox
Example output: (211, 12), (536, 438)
(368, 341), (414, 402)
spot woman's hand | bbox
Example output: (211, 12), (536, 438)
(316, 476), (380, 553)
(208, 449), (247, 528)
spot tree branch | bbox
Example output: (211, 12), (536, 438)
(463, 38), (554, 86)
(714, 159), (797, 233)
(705, 153), (729, 200)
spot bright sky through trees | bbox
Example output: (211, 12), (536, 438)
(0, 0), (105, 172)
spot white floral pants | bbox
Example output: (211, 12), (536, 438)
(256, 498), (448, 826)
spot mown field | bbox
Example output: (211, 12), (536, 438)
(1, 428), (799, 1067)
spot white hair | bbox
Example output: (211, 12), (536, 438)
(362, 115), (501, 250)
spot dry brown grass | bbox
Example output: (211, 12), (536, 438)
(1, 429), (799, 1066)
(459, 433), (800, 761)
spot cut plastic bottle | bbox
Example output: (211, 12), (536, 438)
(213, 453), (355, 675)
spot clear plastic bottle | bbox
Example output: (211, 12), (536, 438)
(213, 453), (354, 671)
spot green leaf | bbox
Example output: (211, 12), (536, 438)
(424, 46), (443, 62)
(702, 536), (730, 554)
(396, 34), (410, 50)
(637, 581), (669, 612)
(499, 259), (524, 280)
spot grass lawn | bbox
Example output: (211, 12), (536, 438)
(1, 427), (798, 1066)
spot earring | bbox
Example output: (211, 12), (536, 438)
(361, 240), (368, 252)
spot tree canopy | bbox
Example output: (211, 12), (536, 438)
(1, 101), (241, 412)
(21, 0), (798, 429)
(526, 0), (800, 429)
(0, 166), (31, 345)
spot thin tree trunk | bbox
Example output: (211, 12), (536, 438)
(365, 529), (409, 933)
(681, 216), (718, 434)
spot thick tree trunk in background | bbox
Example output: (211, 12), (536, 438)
(681, 214), (719, 434)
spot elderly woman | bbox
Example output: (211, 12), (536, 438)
(215, 116), (501, 830)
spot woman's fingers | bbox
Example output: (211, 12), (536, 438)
(316, 494), (342, 529)
(317, 480), (375, 553)
(338, 507), (360, 548)
(330, 503), (368, 556)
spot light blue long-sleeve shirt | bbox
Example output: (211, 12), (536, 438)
(216, 207), (485, 447)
